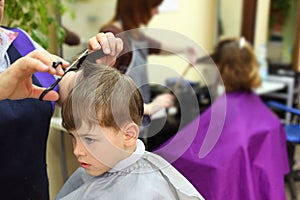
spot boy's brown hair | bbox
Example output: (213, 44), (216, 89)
(62, 63), (144, 132)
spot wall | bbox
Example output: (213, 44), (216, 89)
(219, 0), (243, 39)
(146, 0), (217, 85)
(61, 0), (117, 61)
(253, 0), (271, 56)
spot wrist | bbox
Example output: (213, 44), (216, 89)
(143, 103), (152, 116)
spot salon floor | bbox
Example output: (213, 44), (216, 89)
(286, 146), (300, 200)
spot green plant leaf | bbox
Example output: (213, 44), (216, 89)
(4, 0), (75, 50)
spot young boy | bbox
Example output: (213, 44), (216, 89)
(56, 63), (204, 200)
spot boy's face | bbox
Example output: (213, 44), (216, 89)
(69, 122), (131, 176)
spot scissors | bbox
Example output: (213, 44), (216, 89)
(39, 49), (106, 101)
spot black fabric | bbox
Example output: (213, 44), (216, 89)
(0, 36), (52, 200)
(0, 98), (51, 200)
(7, 43), (21, 63)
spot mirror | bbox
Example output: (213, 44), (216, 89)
(267, 0), (297, 65)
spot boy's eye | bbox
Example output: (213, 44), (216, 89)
(84, 137), (95, 144)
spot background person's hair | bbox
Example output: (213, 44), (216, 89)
(112, 0), (163, 30)
(62, 62), (144, 132)
(212, 37), (261, 92)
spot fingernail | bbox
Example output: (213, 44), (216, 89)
(105, 48), (110, 54)
(42, 65), (49, 70)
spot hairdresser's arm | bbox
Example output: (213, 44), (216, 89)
(143, 93), (174, 116)
(58, 32), (123, 105)
(0, 50), (68, 101)
(160, 42), (198, 65)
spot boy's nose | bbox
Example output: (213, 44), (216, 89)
(73, 139), (87, 157)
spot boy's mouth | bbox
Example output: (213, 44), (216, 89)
(79, 161), (91, 169)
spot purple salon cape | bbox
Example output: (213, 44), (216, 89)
(155, 92), (289, 200)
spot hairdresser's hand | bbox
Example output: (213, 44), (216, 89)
(185, 46), (198, 66)
(144, 93), (175, 116)
(87, 32), (123, 66)
(0, 50), (69, 101)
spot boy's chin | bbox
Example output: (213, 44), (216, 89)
(84, 166), (109, 177)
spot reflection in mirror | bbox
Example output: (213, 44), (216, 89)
(267, 0), (296, 65)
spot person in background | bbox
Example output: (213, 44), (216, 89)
(63, 26), (81, 46)
(56, 63), (204, 200)
(99, 0), (198, 116)
(0, 0), (123, 199)
(100, 0), (200, 151)
(155, 37), (290, 200)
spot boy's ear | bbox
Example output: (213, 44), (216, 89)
(122, 122), (139, 147)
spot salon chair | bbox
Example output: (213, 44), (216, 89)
(261, 65), (300, 125)
(267, 100), (300, 200)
